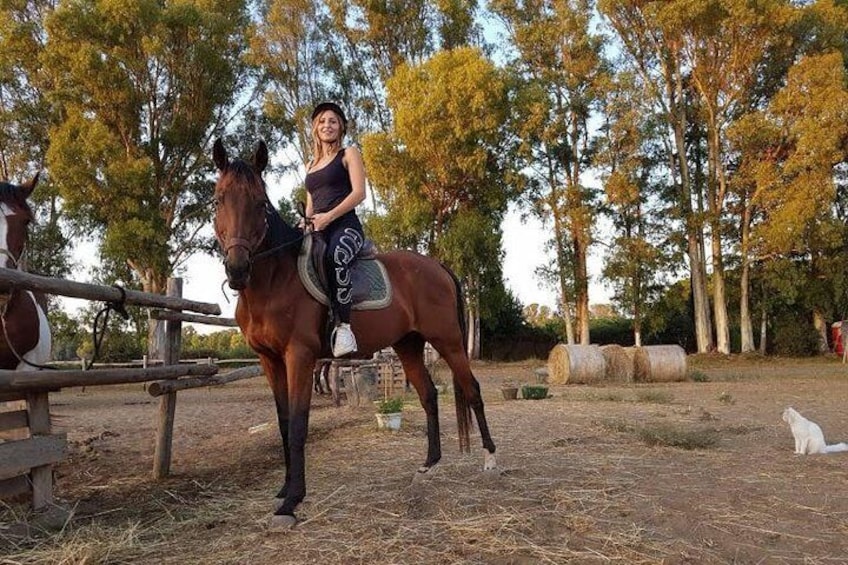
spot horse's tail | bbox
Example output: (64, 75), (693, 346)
(441, 263), (473, 453)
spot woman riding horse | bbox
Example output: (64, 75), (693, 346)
(212, 139), (496, 529)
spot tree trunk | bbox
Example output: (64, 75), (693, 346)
(574, 234), (590, 345)
(466, 300), (480, 360)
(812, 308), (829, 354)
(668, 57), (713, 353)
(739, 201), (755, 352)
(759, 304), (768, 355)
(633, 300), (642, 347)
(553, 212), (575, 344)
(707, 123), (730, 354)
(142, 273), (168, 362)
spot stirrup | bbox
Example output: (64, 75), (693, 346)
(331, 323), (358, 357)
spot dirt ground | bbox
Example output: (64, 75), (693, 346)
(3, 355), (848, 564)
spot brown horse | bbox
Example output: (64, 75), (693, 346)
(0, 174), (51, 370)
(212, 139), (496, 528)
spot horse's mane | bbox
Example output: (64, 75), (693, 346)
(265, 204), (303, 256)
(0, 182), (34, 221)
(226, 159), (302, 256)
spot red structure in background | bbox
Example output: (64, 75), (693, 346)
(832, 321), (846, 356)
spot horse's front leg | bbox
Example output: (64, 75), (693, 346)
(271, 348), (314, 528)
(259, 355), (290, 501)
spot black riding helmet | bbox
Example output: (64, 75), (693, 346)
(311, 102), (347, 130)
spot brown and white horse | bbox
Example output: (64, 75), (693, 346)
(0, 174), (51, 370)
(212, 140), (496, 528)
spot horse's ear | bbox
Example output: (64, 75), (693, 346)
(213, 139), (228, 171)
(21, 172), (39, 197)
(253, 140), (268, 173)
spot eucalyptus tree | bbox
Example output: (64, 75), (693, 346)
(0, 0), (72, 280)
(491, 0), (608, 345)
(595, 71), (670, 346)
(741, 52), (848, 351)
(599, 0), (714, 352)
(323, 0), (482, 131)
(43, 0), (252, 295)
(679, 0), (797, 354)
(361, 47), (511, 356)
(42, 0), (253, 354)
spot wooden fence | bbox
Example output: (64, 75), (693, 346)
(0, 269), (253, 511)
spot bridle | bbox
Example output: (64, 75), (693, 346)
(215, 198), (305, 268)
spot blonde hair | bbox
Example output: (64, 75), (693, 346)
(309, 110), (346, 170)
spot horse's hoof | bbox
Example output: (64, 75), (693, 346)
(483, 451), (497, 471)
(412, 463), (439, 484)
(269, 514), (297, 531)
(273, 498), (285, 513)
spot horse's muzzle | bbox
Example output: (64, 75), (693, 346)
(225, 258), (251, 290)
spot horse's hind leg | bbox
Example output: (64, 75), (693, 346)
(393, 333), (441, 471)
(430, 339), (497, 470)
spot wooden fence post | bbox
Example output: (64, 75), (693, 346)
(153, 278), (182, 480)
(27, 391), (54, 509)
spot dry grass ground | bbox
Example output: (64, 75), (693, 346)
(3, 355), (848, 564)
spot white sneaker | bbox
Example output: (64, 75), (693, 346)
(332, 323), (358, 357)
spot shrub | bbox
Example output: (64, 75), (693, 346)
(375, 397), (404, 414)
(770, 319), (821, 356)
(521, 384), (549, 400)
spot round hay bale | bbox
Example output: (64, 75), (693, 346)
(547, 344), (605, 384)
(600, 344), (634, 382)
(633, 345), (687, 382)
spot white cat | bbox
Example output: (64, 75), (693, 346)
(782, 407), (848, 454)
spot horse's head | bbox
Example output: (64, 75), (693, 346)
(212, 139), (270, 290)
(0, 173), (38, 270)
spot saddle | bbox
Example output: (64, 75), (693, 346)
(297, 233), (392, 310)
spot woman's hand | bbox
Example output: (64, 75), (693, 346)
(311, 212), (334, 232)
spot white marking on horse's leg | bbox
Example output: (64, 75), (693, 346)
(15, 291), (52, 370)
(273, 498), (285, 513)
(483, 450), (497, 471)
(269, 514), (297, 530)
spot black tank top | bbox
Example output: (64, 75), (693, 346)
(305, 148), (352, 214)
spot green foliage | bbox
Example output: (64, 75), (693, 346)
(375, 397), (404, 414)
(43, 0), (251, 292)
(589, 316), (635, 346)
(770, 314), (821, 357)
(521, 384), (548, 400)
(689, 371), (710, 383)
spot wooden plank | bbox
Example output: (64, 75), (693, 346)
(0, 391), (27, 402)
(0, 267), (221, 315)
(0, 474), (29, 499)
(0, 435), (66, 480)
(0, 409), (28, 432)
(147, 365), (263, 396)
(0, 363), (218, 391)
(149, 309), (238, 327)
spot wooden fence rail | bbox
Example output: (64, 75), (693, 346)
(0, 364), (218, 390)
(0, 268), (220, 314)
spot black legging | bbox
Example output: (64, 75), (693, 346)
(320, 214), (363, 323)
